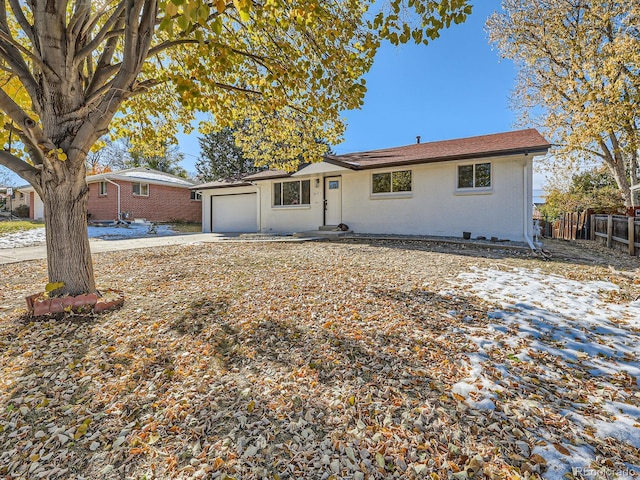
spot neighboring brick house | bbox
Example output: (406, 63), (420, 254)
(22, 168), (202, 223)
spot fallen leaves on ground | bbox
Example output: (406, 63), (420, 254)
(0, 239), (638, 479)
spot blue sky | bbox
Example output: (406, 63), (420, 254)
(335, 1), (516, 153)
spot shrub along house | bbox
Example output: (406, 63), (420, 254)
(193, 129), (550, 246)
(22, 167), (201, 223)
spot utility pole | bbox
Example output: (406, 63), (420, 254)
(6, 187), (13, 221)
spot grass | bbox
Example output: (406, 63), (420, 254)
(166, 221), (202, 233)
(0, 220), (43, 236)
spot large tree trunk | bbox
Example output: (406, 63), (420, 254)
(42, 173), (96, 296)
(601, 137), (636, 208)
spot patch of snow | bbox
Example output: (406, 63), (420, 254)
(87, 223), (176, 240)
(0, 227), (46, 248)
(452, 352), (499, 411)
(531, 444), (595, 480)
(0, 223), (178, 248)
(448, 267), (640, 480)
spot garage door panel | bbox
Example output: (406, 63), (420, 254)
(212, 193), (257, 232)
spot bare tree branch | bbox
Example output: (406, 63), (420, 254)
(4, 122), (45, 165)
(76, 0), (156, 159)
(0, 88), (37, 131)
(68, 0), (93, 37)
(74, 2), (126, 64)
(131, 78), (160, 92)
(0, 31), (49, 73)
(0, 150), (39, 187)
(214, 82), (263, 95)
(85, 22), (125, 97)
(7, 0), (36, 46)
(0, 4), (39, 99)
(147, 39), (273, 73)
(79, 1), (123, 38)
(0, 89), (54, 155)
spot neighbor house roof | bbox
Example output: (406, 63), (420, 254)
(88, 168), (197, 188)
(192, 179), (253, 190)
(325, 129), (550, 170)
(9, 184), (33, 193)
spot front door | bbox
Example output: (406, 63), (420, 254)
(324, 176), (342, 225)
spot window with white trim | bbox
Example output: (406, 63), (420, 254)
(132, 182), (149, 196)
(273, 180), (310, 206)
(372, 170), (412, 194)
(457, 162), (491, 189)
(99, 181), (107, 195)
(190, 191), (202, 200)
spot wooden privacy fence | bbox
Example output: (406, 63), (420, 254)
(551, 211), (591, 240)
(591, 214), (640, 256)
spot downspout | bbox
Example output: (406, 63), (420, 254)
(251, 182), (262, 232)
(522, 156), (536, 251)
(103, 177), (121, 221)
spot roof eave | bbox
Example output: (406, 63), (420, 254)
(322, 156), (359, 169)
(344, 146), (551, 170)
(242, 173), (292, 181)
(192, 182), (253, 190)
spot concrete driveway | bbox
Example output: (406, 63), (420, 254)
(0, 233), (319, 265)
(0, 233), (229, 265)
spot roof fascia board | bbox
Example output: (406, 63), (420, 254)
(243, 174), (291, 182)
(340, 147), (549, 171)
(192, 182), (253, 190)
(322, 157), (359, 169)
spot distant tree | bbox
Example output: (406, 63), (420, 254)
(0, 167), (13, 187)
(86, 139), (188, 178)
(196, 127), (261, 181)
(85, 139), (127, 174)
(197, 127), (336, 181)
(128, 144), (188, 178)
(570, 168), (619, 195)
(487, 0), (640, 208)
(539, 167), (625, 219)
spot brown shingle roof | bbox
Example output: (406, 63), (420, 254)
(326, 129), (550, 170)
(242, 170), (291, 181)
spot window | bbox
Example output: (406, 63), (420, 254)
(99, 181), (107, 195)
(273, 180), (310, 206)
(190, 191), (202, 201)
(328, 180), (339, 189)
(457, 162), (491, 189)
(372, 170), (412, 194)
(132, 182), (149, 196)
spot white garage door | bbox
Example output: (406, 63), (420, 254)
(211, 193), (258, 233)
